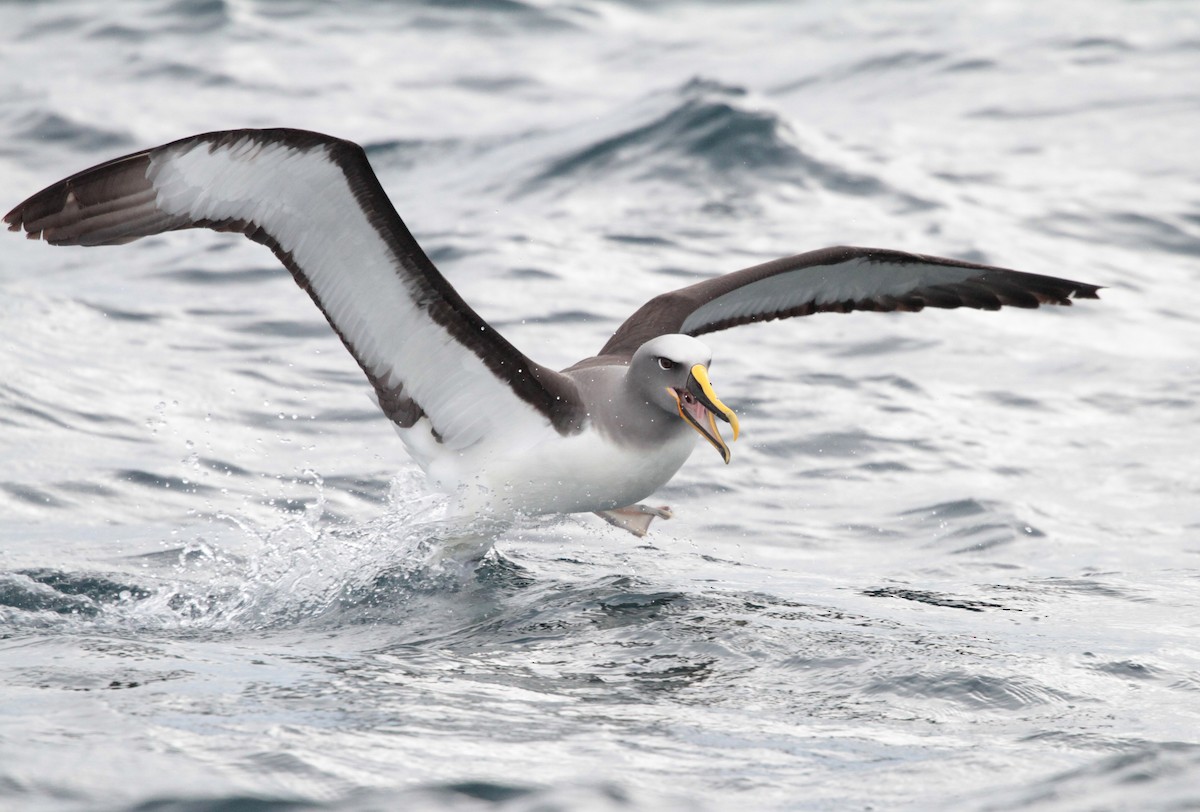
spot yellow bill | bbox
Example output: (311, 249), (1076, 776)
(667, 364), (740, 463)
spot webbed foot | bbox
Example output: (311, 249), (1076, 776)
(594, 504), (673, 537)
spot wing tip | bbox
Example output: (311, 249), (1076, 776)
(3, 207), (41, 241)
(1044, 281), (1103, 305)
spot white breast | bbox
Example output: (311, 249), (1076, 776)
(398, 419), (698, 518)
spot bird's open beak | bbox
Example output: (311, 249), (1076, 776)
(668, 364), (740, 464)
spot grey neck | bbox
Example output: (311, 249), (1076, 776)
(563, 363), (688, 449)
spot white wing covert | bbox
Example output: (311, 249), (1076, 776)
(599, 246), (1101, 357)
(5, 129), (584, 450)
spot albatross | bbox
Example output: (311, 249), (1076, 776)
(5, 128), (1100, 538)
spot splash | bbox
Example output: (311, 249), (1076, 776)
(0, 471), (514, 634)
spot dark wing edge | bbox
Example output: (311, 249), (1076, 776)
(598, 245), (1102, 358)
(319, 132), (584, 435)
(5, 128), (584, 437)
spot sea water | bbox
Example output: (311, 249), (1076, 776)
(1, 1), (1199, 810)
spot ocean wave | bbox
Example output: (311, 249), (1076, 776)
(523, 78), (891, 199)
(957, 743), (1200, 811)
(11, 110), (132, 153)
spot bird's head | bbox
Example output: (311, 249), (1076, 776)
(631, 334), (740, 463)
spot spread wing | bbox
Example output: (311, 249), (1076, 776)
(5, 128), (583, 450)
(599, 246), (1101, 357)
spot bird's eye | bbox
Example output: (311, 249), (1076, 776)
(658, 357), (676, 371)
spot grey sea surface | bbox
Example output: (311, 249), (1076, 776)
(1, 1), (1199, 810)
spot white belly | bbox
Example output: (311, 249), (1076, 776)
(397, 418), (698, 516)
